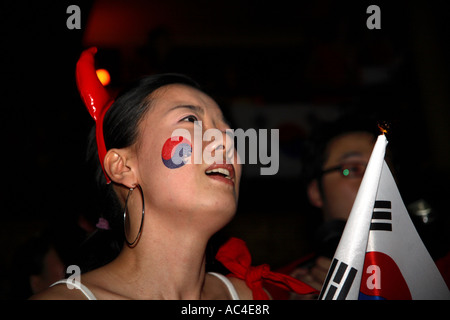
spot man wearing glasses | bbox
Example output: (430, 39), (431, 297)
(267, 114), (450, 299)
(267, 114), (388, 299)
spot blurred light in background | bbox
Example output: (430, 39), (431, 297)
(96, 68), (111, 86)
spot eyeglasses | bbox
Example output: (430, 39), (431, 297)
(320, 162), (367, 178)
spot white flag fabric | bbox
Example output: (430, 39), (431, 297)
(359, 161), (449, 299)
(319, 135), (450, 300)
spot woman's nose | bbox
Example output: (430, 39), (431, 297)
(202, 129), (236, 164)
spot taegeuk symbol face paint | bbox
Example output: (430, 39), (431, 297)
(161, 136), (192, 169)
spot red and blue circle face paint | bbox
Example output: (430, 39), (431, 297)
(161, 136), (192, 169)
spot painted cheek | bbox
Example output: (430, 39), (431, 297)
(161, 136), (192, 169)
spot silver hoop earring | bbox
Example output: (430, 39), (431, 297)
(123, 184), (145, 247)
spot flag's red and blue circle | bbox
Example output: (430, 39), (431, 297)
(359, 251), (412, 300)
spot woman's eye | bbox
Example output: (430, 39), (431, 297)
(181, 115), (198, 123)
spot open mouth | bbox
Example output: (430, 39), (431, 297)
(205, 163), (235, 184)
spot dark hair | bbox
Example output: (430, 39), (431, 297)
(88, 73), (200, 187)
(82, 73), (200, 270)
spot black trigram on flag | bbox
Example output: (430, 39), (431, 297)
(319, 258), (358, 300)
(370, 200), (392, 231)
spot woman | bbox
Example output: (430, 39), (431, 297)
(31, 48), (316, 300)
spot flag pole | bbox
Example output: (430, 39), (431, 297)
(319, 134), (388, 300)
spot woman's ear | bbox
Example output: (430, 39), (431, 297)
(104, 148), (137, 188)
(307, 179), (323, 208)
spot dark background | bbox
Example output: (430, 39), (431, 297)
(1, 0), (449, 298)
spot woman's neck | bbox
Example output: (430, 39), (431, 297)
(98, 227), (211, 300)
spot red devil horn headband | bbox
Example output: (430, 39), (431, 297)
(76, 47), (113, 184)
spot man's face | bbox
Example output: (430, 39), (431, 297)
(310, 132), (375, 221)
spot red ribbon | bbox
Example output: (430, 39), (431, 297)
(216, 237), (319, 300)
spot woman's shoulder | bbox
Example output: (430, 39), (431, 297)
(227, 277), (253, 300)
(29, 281), (90, 300)
(205, 272), (252, 300)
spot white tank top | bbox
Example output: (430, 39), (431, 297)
(50, 279), (96, 300)
(50, 272), (240, 300)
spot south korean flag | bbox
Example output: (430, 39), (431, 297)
(359, 161), (449, 299)
(319, 135), (450, 300)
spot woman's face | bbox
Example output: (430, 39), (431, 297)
(132, 84), (241, 233)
